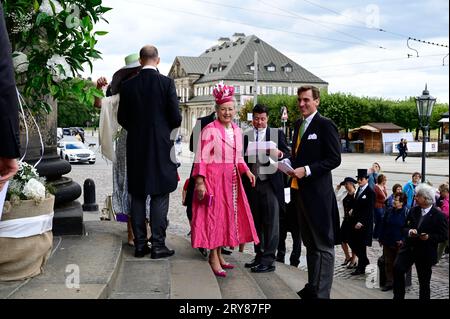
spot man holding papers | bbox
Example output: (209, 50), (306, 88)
(242, 104), (289, 273)
(286, 86), (341, 299)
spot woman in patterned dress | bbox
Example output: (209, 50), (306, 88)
(191, 82), (259, 277)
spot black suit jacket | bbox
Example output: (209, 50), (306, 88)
(290, 112), (342, 246)
(189, 112), (216, 153)
(0, 4), (20, 158)
(242, 127), (290, 212)
(118, 69), (181, 196)
(350, 185), (375, 246)
(400, 206), (448, 265)
(185, 112), (216, 216)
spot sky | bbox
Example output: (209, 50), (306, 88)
(82, 0), (450, 103)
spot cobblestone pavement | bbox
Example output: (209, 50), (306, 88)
(70, 134), (449, 299)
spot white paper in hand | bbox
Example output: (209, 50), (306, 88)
(277, 159), (295, 175)
(0, 181), (9, 220)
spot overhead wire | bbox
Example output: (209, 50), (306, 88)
(300, 0), (449, 48)
(257, 0), (386, 49)
(126, 0), (373, 46)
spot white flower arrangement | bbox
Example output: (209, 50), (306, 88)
(46, 54), (72, 82)
(39, 0), (63, 16)
(22, 179), (46, 202)
(6, 162), (52, 206)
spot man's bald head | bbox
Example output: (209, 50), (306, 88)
(139, 45), (159, 66)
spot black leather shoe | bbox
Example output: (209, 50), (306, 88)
(221, 248), (232, 255)
(244, 259), (260, 268)
(151, 246), (175, 259)
(198, 248), (208, 257)
(134, 245), (151, 258)
(275, 255), (285, 263)
(290, 261), (300, 267)
(251, 264), (275, 273)
(351, 268), (366, 276)
(297, 284), (317, 299)
(381, 285), (393, 292)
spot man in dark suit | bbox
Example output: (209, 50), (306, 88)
(288, 85), (341, 299)
(118, 45), (182, 259)
(0, 4), (20, 191)
(185, 111), (216, 222)
(349, 169), (375, 276)
(393, 183), (448, 300)
(242, 104), (289, 273)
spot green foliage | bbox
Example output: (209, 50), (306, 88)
(239, 92), (448, 134)
(57, 78), (100, 127)
(2, 0), (110, 113)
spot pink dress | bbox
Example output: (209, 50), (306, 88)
(191, 120), (259, 249)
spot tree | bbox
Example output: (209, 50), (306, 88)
(57, 78), (100, 127)
(3, 0), (110, 113)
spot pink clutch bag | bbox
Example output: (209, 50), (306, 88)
(197, 193), (214, 207)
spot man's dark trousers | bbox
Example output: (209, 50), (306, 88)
(131, 194), (169, 249)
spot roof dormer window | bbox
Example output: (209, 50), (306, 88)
(265, 62), (276, 72)
(282, 63), (293, 73)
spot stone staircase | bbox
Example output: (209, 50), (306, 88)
(0, 221), (401, 299)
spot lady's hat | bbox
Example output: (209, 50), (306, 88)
(121, 53), (140, 69)
(356, 169), (368, 179)
(213, 81), (235, 105)
(340, 177), (358, 186)
(109, 53), (142, 95)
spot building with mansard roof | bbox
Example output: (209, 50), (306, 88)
(168, 33), (328, 138)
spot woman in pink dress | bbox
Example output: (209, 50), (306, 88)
(191, 82), (259, 277)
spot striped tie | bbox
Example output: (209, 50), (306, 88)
(291, 120), (306, 190)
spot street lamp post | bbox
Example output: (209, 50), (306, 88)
(253, 51), (258, 106)
(243, 51), (258, 107)
(415, 84), (436, 183)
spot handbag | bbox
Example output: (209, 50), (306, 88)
(100, 195), (116, 221)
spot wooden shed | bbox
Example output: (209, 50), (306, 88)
(350, 122), (403, 153)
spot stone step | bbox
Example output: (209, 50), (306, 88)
(167, 235), (221, 299)
(110, 257), (171, 299)
(215, 263), (267, 299)
(3, 223), (122, 299)
(229, 253), (299, 299)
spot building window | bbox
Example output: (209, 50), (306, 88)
(265, 62), (276, 72)
(234, 85), (240, 94)
(249, 65), (255, 71)
(249, 86), (253, 94)
(267, 86), (273, 94)
(282, 87), (288, 95)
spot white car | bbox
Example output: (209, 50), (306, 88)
(57, 141), (96, 164)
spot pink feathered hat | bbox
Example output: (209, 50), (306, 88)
(212, 81), (235, 105)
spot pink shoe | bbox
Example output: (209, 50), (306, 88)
(220, 263), (235, 269)
(211, 267), (227, 277)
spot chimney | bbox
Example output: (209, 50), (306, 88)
(231, 33), (245, 42)
(217, 37), (231, 46)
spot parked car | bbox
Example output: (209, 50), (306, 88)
(57, 141), (96, 164)
(62, 128), (72, 136)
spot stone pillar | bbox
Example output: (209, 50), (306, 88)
(19, 98), (83, 235)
